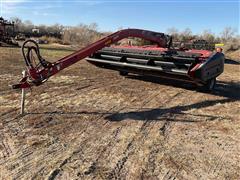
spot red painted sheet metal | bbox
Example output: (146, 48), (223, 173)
(111, 45), (213, 59)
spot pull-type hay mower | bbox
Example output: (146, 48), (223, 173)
(13, 28), (224, 91)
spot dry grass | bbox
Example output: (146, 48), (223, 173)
(39, 36), (62, 44)
(225, 49), (240, 61)
(0, 45), (239, 179)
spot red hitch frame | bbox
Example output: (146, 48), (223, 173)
(13, 29), (170, 89)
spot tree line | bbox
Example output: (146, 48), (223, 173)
(8, 17), (239, 50)
(166, 27), (239, 51)
(10, 17), (105, 46)
(166, 27), (238, 43)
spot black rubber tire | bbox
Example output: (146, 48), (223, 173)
(119, 71), (128, 76)
(202, 78), (216, 92)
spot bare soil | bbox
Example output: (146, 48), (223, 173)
(0, 46), (239, 179)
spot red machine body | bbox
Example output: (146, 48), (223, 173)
(13, 28), (224, 91)
(86, 44), (224, 90)
(13, 29), (169, 89)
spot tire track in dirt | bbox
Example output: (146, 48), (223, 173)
(106, 125), (153, 179)
(0, 109), (18, 122)
(74, 88), (163, 178)
(105, 87), (183, 179)
(143, 89), (201, 179)
(9, 107), (116, 179)
(44, 83), (166, 179)
(1, 73), (236, 178)
(45, 87), (138, 172)
(207, 141), (238, 179)
(38, 80), (132, 179)
(0, 76), (123, 179)
(1, 81), (150, 177)
(45, 107), (125, 180)
(151, 96), (235, 179)
(0, 114), (26, 166)
(163, 152), (201, 179)
(1, 85), (190, 180)
(2, 127), (69, 179)
(88, 91), (163, 179)
(71, 126), (124, 179)
(162, 168), (181, 180)
(0, 136), (12, 159)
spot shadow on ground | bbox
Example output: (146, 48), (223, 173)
(105, 98), (236, 122)
(225, 58), (240, 65)
(126, 75), (240, 99)
(25, 74), (239, 123)
(27, 96), (237, 123)
(102, 75), (239, 122)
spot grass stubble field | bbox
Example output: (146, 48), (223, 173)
(0, 45), (239, 179)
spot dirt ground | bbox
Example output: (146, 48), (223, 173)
(0, 46), (239, 180)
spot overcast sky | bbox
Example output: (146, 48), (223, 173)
(0, 0), (239, 35)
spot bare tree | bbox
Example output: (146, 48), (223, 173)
(63, 23), (101, 46)
(10, 17), (24, 32)
(179, 28), (193, 41)
(23, 20), (34, 33)
(220, 27), (236, 42)
(201, 29), (215, 43)
(167, 27), (179, 40)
